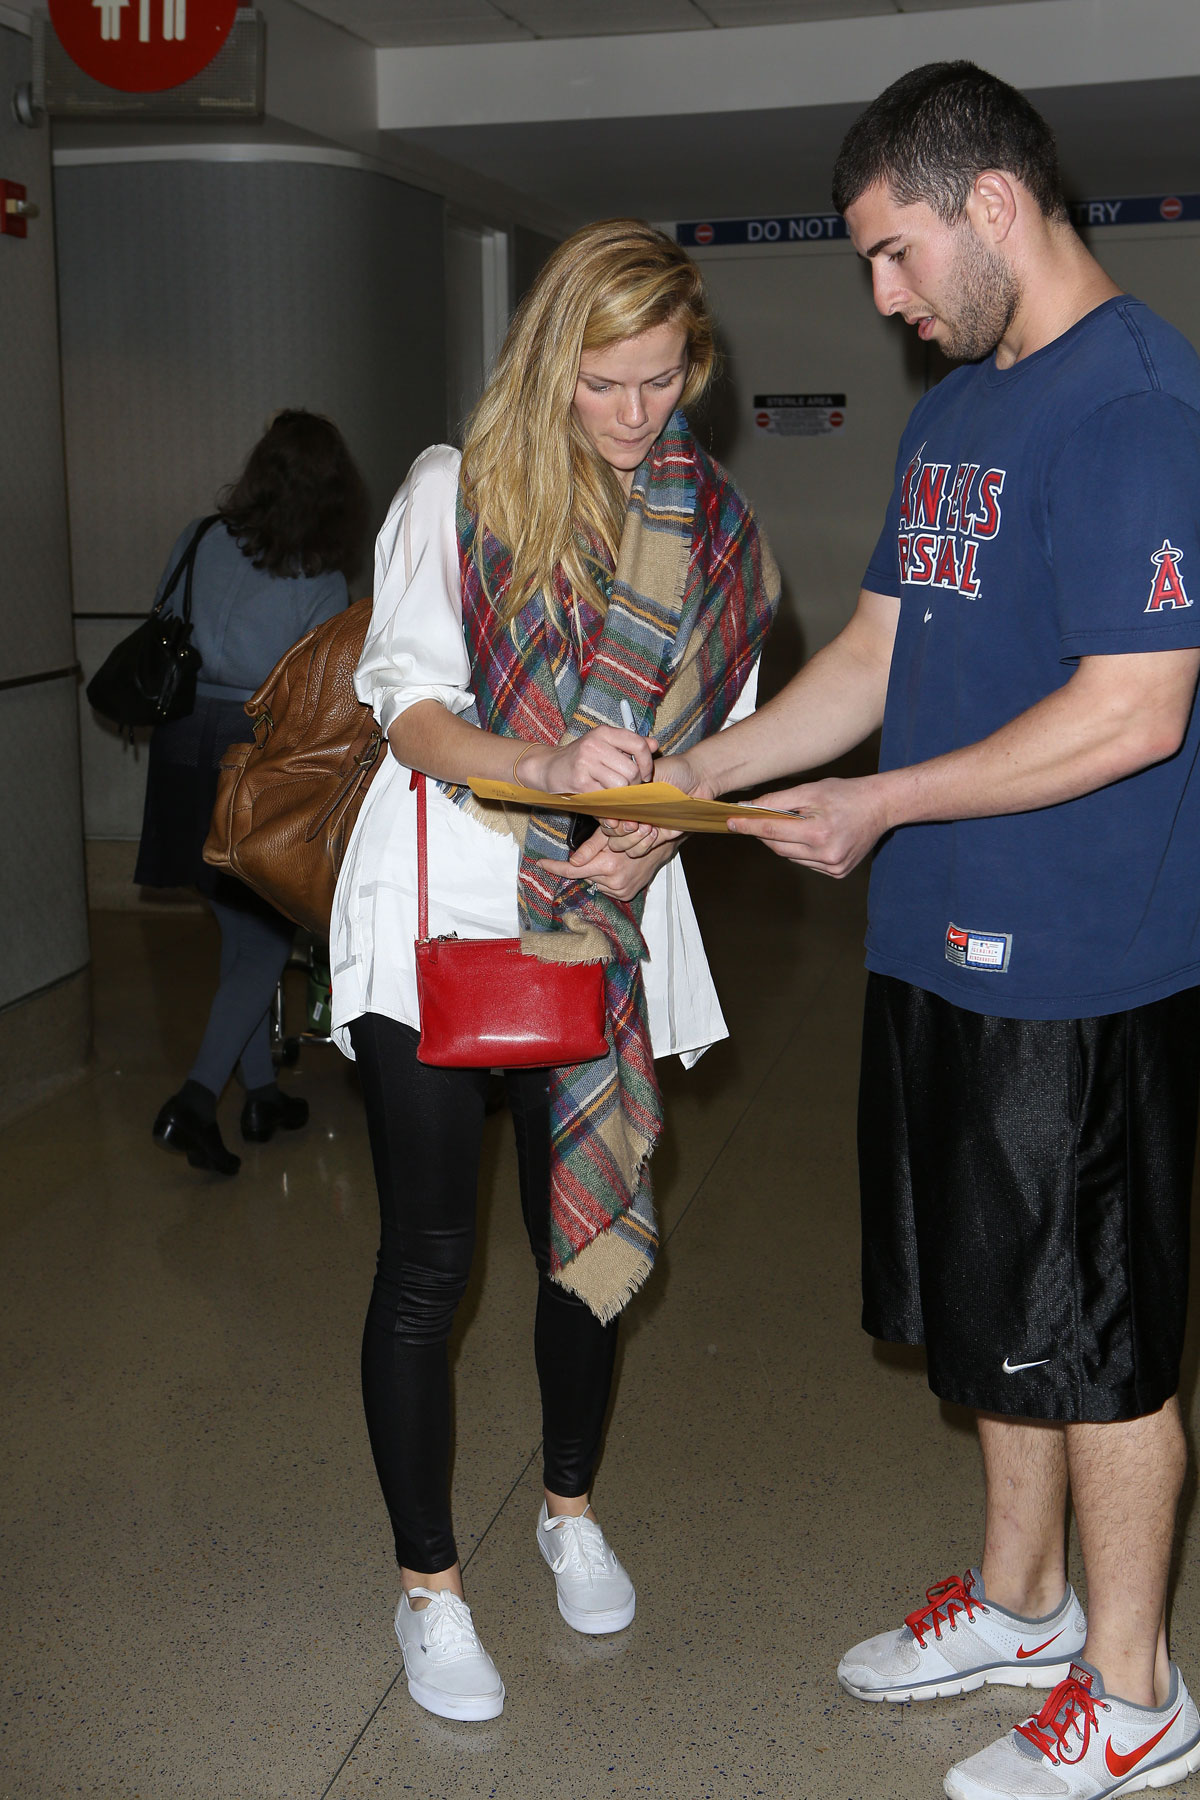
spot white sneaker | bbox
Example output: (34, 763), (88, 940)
(536, 1502), (636, 1635)
(838, 1569), (1086, 1702)
(944, 1659), (1200, 1799)
(393, 1587), (505, 1721)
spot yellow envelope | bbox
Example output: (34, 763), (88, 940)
(466, 778), (794, 834)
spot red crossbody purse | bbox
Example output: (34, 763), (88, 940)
(412, 773), (609, 1069)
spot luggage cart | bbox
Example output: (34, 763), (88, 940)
(271, 931), (333, 1068)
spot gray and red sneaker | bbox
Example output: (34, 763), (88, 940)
(838, 1569), (1086, 1703)
(944, 1658), (1200, 1799)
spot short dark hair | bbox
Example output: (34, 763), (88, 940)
(831, 61), (1068, 224)
(219, 409), (369, 579)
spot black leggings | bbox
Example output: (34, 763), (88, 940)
(350, 1012), (620, 1574)
(188, 897), (295, 1095)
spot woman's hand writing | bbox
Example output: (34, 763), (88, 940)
(593, 748), (714, 856)
(518, 727), (658, 795)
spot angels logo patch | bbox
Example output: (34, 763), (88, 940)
(1145, 541), (1191, 612)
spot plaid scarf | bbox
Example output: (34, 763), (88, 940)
(455, 413), (779, 1322)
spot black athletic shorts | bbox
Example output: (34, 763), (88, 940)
(858, 973), (1200, 1422)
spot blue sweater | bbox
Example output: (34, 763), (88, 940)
(156, 518), (348, 700)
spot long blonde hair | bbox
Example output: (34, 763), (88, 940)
(460, 219), (716, 621)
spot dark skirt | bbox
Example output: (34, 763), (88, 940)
(134, 698), (283, 921)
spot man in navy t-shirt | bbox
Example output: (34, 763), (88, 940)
(863, 304), (1200, 1020)
(641, 60), (1200, 1800)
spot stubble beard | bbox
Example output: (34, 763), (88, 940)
(938, 230), (1021, 363)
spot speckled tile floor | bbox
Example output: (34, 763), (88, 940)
(4, 838), (1200, 1800)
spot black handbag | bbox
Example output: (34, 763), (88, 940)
(86, 515), (219, 729)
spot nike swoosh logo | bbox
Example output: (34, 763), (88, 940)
(1002, 1356), (1051, 1373)
(1015, 1630), (1065, 1660)
(1104, 1706), (1182, 1777)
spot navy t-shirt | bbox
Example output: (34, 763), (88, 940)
(863, 296), (1200, 1019)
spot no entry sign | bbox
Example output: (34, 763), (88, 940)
(48, 0), (238, 92)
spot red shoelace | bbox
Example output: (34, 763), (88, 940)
(904, 1572), (985, 1647)
(1016, 1674), (1106, 1765)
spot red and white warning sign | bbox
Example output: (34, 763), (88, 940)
(48, 0), (238, 92)
(753, 393), (847, 437)
(1161, 196), (1184, 221)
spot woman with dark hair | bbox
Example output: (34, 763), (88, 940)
(137, 409), (368, 1175)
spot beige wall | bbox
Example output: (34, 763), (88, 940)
(1083, 220), (1200, 343)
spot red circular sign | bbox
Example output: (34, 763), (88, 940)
(1161, 196), (1183, 221)
(49, 0), (237, 92)
(755, 411), (771, 428)
(694, 223), (715, 246)
(829, 410), (844, 428)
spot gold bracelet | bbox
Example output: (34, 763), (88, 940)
(511, 743), (535, 786)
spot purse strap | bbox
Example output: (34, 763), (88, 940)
(412, 770), (429, 941)
(154, 514), (220, 624)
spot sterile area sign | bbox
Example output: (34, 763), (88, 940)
(754, 394), (846, 437)
(48, 0), (237, 90)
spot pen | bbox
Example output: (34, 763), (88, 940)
(619, 698), (651, 785)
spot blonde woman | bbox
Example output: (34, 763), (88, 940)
(330, 220), (779, 1722)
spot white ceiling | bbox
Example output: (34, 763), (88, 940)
(356, 0), (1200, 226)
(294, 0), (1018, 49)
(393, 76), (1200, 223)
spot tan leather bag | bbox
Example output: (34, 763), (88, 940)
(202, 597), (384, 937)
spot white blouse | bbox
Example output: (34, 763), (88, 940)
(330, 444), (755, 1067)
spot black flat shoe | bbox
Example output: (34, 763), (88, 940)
(240, 1091), (309, 1143)
(152, 1095), (241, 1176)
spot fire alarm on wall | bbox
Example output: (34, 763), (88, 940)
(1, 181), (40, 238)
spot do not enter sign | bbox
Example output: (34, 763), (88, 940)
(49, 0), (237, 91)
